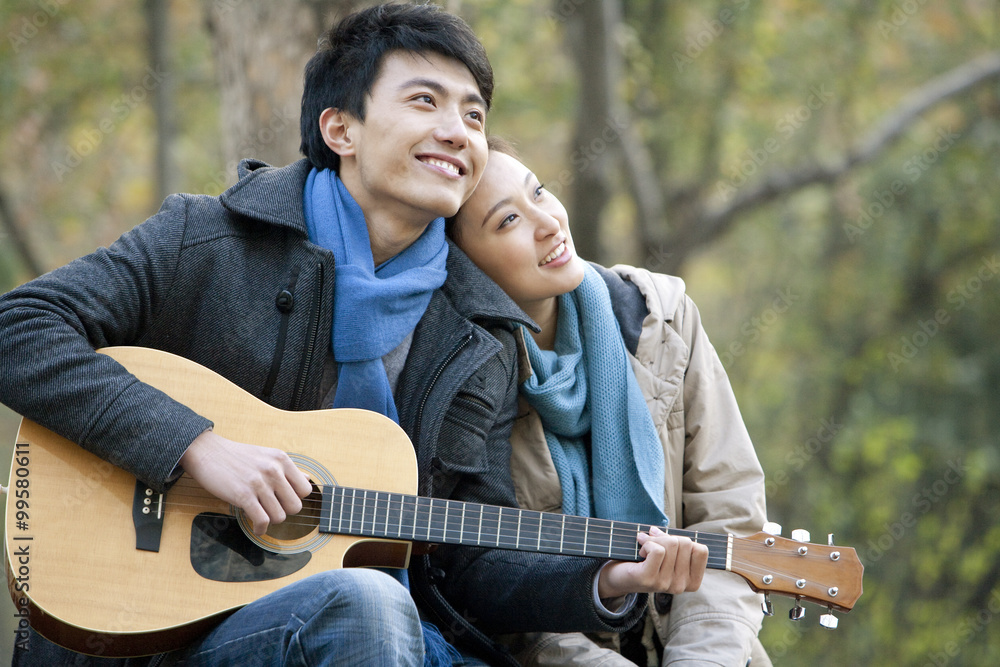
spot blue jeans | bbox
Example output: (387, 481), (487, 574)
(14, 569), (425, 666)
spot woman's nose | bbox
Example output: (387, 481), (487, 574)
(534, 211), (562, 240)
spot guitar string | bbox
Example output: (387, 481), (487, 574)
(158, 480), (828, 559)
(143, 510), (843, 597)
(152, 481), (847, 595)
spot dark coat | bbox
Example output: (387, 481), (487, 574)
(0, 159), (645, 665)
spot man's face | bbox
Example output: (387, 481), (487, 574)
(328, 50), (489, 232)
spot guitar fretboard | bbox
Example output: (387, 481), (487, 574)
(321, 486), (731, 569)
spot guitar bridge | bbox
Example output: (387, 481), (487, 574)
(133, 480), (165, 552)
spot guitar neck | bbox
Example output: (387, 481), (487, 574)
(321, 486), (732, 570)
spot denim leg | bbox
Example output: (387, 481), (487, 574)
(166, 569), (424, 666)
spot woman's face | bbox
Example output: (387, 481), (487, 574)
(452, 151), (585, 312)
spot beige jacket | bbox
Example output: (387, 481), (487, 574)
(502, 265), (771, 666)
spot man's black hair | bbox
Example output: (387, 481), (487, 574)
(299, 2), (494, 171)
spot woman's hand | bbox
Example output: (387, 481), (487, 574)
(597, 526), (709, 599)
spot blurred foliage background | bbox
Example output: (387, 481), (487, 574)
(2, 1), (1000, 664)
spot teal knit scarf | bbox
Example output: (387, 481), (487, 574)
(519, 264), (668, 527)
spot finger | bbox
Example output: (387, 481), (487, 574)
(687, 542), (709, 590)
(256, 489), (287, 532)
(242, 500), (271, 536)
(273, 476), (305, 516)
(290, 468), (313, 498)
(668, 537), (694, 593)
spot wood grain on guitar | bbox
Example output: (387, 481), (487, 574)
(3, 346), (863, 657)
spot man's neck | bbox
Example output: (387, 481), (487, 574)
(336, 168), (435, 266)
(367, 216), (429, 266)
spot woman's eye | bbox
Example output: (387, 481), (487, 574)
(415, 94), (433, 104)
(534, 183), (545, 198)
(498, 213), (517, 229)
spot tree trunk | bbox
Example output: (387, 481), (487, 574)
(203, 0), (376, 178)
(146, 0), (176, 203)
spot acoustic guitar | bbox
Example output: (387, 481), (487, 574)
(4, 346), (862, 657)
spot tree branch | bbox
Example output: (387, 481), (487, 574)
(688, 51), (1000, 254)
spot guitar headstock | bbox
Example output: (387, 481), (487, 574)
(730, 527), (863, 626)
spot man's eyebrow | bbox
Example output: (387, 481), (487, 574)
(482, 172), (534, 228)
(398, 77), (487, 109)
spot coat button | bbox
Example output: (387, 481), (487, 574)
(275, 289), (294, 313)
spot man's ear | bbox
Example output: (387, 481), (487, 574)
(319, 108), (356, 157)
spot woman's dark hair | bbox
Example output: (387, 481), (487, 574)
(300, 2), (494, 171)
(446, 135), (519, 241)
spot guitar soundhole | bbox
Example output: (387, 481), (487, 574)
(190, 512), (311, 582)
(264, 482), (323, 541)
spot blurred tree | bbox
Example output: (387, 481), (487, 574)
(203, 0), (380, 176)
(2, 2), (1000, 666)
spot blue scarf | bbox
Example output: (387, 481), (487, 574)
(303, 168), (459, 666)
(519, 264), (668, 527)
(304, 168), (448, 421)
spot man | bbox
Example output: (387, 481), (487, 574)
(0, 4), (705, 666)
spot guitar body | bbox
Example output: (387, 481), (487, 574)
(5, 346), (418, 657)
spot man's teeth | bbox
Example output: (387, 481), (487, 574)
(423, 157), (460, 175)
(541, 242), (566, 266)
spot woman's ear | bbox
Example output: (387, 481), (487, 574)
(319, 108), (355, 157)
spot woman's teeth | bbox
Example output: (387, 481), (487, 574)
(540, 242), (567, 266)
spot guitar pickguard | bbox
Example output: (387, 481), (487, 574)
(190, 512), (311, 583)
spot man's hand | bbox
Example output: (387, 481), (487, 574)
(179, 430), (313, 535)
(597, 526), (709, 599)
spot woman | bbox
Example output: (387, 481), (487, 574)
(448, 139), (771, 666)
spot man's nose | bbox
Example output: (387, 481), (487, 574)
(433, 109), (469, 148)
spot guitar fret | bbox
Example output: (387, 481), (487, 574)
(316, 489), (809, 591)
(382, 492), (389, 538)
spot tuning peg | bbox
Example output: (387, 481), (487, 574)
(762, 593), (774, 617)
(820, 606), (839, 629)
(828, 533), (835, 546)
(762, 521), (782, 536)
(791, 528), (811, 542)
(789, 599), (806, 621)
